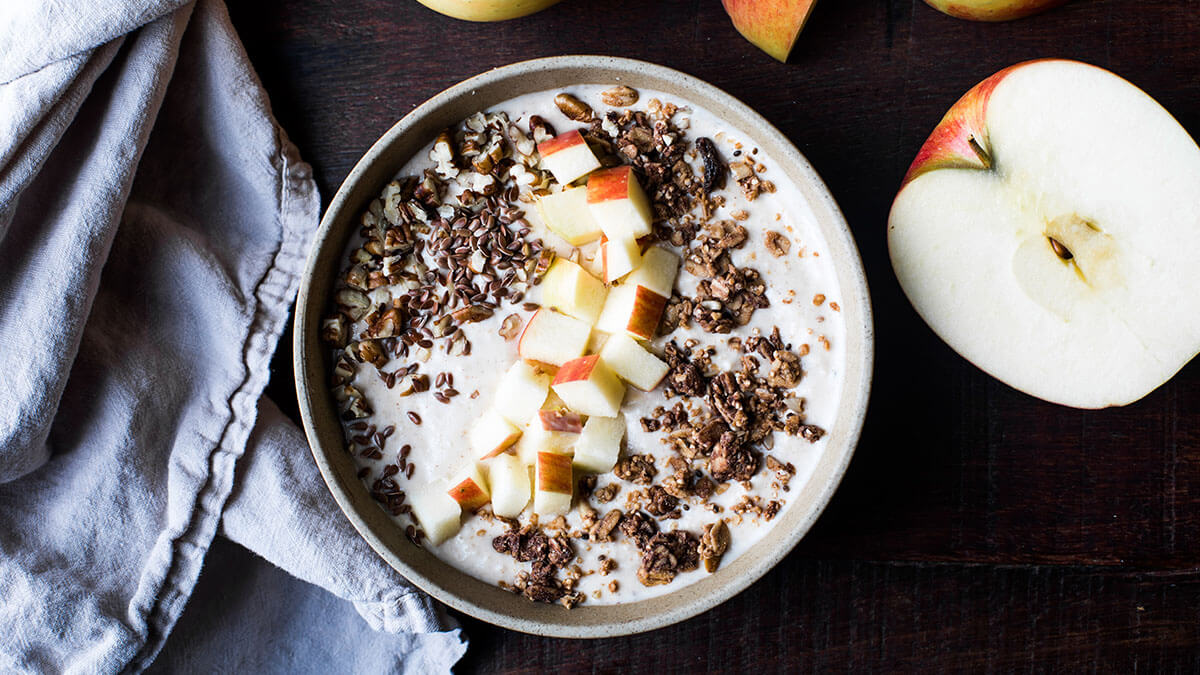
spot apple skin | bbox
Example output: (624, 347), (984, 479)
(553, 354), (601, 385)
(538, 409), (584, 434)
(923, 0), (1068, 21)
(415, 0), (561, 22)
(537, 129), (586, 157)
(448, 477), (490, 512)
(721, 0), (819, 63)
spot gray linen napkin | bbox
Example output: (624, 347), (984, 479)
(0, 0), (466, 671)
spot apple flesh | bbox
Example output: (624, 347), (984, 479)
(923, 0), (1067, 21)
(536, 186), (603, 245)
(586, 166), (653, 239)
(516, 408), (581, 465)
(492, 361), (551, 425)
(408, 485), (462, 545)
(625, 245), (680, 298)
(517, 308), (591, 367)
(537, 130), (600, 186)
(721, 0), (818, 63)
(469, 408), (522, 460)
(600, 233), (641, 283)
(572, 413), (625, 474)
(599, 333), (669, 391)
(415, 0), (560, 22)
(533, 451), (573, 516)
(551, 354), (626, 418)
(595, 283), (667, 341)
(447, 463), (491, 513)
(487, 452), (531, 518)
(540, 258), (608, 324)
(889, 59), (1200, 408)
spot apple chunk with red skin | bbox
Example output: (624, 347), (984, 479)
(551, 354), (625, 418)
(447, 463), (490, 513)
(889, 59), (1200, 408)
(516, 406), (582, 465)
(533, 451), (573, 516)
(599, 333), (669, 391)
(469, 409), (522, 460)
(587, 165), (653, 239)
(492, 360), (551, 425)
(408, 485), (462, 545)
(540, 258), (608, 324)
(517, 308), (591, 367)
(572, 413), (625, 474)
(722, 0), (819, 63)
(600, 232), (641, 283)
(535, 186), (602, 245)
(595, 283), (667, 341)
(923, 0), (1067, 22)
(537, 130), (600, 186)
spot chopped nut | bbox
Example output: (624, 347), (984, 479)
(764, 230), (791, 257)
(601, 85), (639, 107)
(554, 93), (593, 122)
(699, 520), (730, 572)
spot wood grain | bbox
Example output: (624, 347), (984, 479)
(242, 0), (1200, 669)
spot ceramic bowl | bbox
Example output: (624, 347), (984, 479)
(294, 55), (873, 638)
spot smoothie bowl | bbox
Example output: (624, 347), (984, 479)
(294, 56), (873, 637)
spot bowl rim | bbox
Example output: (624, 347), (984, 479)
(294, 54), (874, 638)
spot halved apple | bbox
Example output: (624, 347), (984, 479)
(889, 59), (1200, 408)
(492, 361), (551, 425)
(537, 130), (600, 186)
(536, 187), (603, 245)
(586, 165), (653, 238)
(599, 333), (669, 391)
(517, 308), (591, 367)
(600, 232), (641, 283)
(595, 283), (667, 341)
(923, 0), (1067, 21)
(722, 0), (818, 63)
(572, 413), (625, 474)
(447, 463), (491, 513)
(408, 485), (462, 545)
(487, 452), (531, 518)
(551, 354), (625, 417)
(625, 245), (680, 297)
(469, 408), (522, 459)
(540, 258), (608, 324)
(533, 451), (573, 516)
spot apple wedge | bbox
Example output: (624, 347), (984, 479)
(923, 0), (1067, 21)
(447, 463), (491, 513)
(599, 333), (669, 391)
(517, 308), (591, 367)
(469, 408), (522, 460)
(586, 166), (653, 238)
(487, 452), (531, 518)
(408, 485), (462, 545)
(600, 232), (641, 283)
(625, 245), (680, 297)
(551, 354), (625, 417)
(537, 130), (600, 186)
(572, 413), (625, 474)
(595, 283), (667, 341)
(492, 361), (551, 425)
(722, 0), (818, 63)
(533, 451), (573, 516)
(535, 187), (603, 245)
(516, 408), (582, 465)
(889, 59), (1200, 408)
(540, 259), (608, 324)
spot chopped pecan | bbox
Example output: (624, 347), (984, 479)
(708, 431), (758, 482)
(589, 510), (623, 542)
(764, 230), (791, 257)
(699, 520), (730, 572)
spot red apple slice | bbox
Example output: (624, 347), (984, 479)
(469, 409), (522, 460)
(572, 413), (625, 474)
(600, 232), (641, 283)
(551, 354), (625, 417)
(516, 404), (580, 465)
(595, 283), (667, 340)
(722, 0), (818, 63)
(534, 451), (573, 516)
(625, 245), (680, 298)
(598, 333), (669, 391)
(517, 308), (591, 367)
(586, 166), (653, 238)
(540, 259), (608, 324)
(447, 463), (491, 513)
(537, 130), (601, 185)
(536, 187), (603, 245)
(487, 452), (531, 518)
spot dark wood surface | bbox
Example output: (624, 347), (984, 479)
(243, 0), (1200, 670)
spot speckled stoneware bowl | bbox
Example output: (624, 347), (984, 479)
(295, 55), (874, 638)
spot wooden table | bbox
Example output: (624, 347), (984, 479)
(242, 0), (1200, 669)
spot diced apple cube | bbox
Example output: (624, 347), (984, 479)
(409, 486), (462, 545)
(586, 165), (653, 238)
(493, 361), (551, 425)
(599, 333), (669, 391)
(537, 130), (601, 185)
(534, 451), (573, 516)
(517, 308), (591, 367)
(535, 187), (603, 245)
(625, 245), (680, 298)
(600, 232), (641, 283)
(470, 409), (522, 460)
(540, 259), (608, 324)
(447, 463), (491, 513)
(551, 354), (625, 418)
(487, 452), (531, 518)
(516, 408), (581, 465)
(573, 414), (625, 474)
(595, 283), (667, 341)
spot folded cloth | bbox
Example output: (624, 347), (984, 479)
(0, 0), (466, 672)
